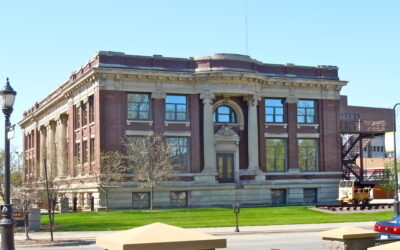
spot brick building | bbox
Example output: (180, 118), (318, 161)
(20, 51), (376, 210)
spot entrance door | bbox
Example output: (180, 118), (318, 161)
(217, 153), (234, 183)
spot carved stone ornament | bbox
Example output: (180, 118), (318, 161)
(286, 88), (299, 104)
(244, 94), (261, 106)
(215, 124), (238, 137)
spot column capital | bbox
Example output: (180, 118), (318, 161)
(244, 94), (261, 106)
(200, 91), (215, 105)
(57, 113), (69, 124)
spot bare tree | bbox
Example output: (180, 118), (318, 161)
(13, 181), (38, 240)
(98, 151), (126, 212)
(41, 157), (69, 241)
(0, 147), (23, 203)
(124, 135), (177, 210)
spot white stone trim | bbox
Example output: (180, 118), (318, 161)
(265, 123), (288, 129)
(126, 120), (153, 126)
(163, 131), (191, 137)
(297, 133), (320, 138)
(264, 133), (288, 138)
(297, 124), (319, 129)
(164, 121), (190, 127)
(125, 130), (154, 136)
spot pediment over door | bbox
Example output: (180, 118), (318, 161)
(214, 124), (240, 144)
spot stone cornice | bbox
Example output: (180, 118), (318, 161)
(19, 65), (347, 128)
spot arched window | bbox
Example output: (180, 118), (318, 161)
(213, 106), (237, 123)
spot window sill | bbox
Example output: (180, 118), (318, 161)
(297, 124), (319, 129)
(165, 121), (190, 127)
(265, 123), (288, 129)
(126, 120), (153, 126)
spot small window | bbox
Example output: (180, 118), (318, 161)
(265, 99), (284, 123)
(170, 191), (188, 208)
(165, 95), (187, 121)
(213, 106), (237, 123)
(271, 189), (286, 205)
(304, 188), (318, 204)
(132, 192), (150, 209)
(297, 100), (316, 124)
(127, 93), (151, 120)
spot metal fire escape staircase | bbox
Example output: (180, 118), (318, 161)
(341, 120), (390, 187)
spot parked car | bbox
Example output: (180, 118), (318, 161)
(374, 215), (400, 239)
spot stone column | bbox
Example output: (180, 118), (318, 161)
(39, 126), (47, 179)
(57, 114), (68, 177)
(244, 94), (261, 174)
(47, 120), (57, 178)
(200, 91), (217, 174)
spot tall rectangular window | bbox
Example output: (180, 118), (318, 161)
(165, 95), (187, 121)
(75, 106), (81, 128)
(75, 142), (81, 164)
(166, 137), (189, 172)
(265, 99), (284, 123)
(298, 139), (317, 171)
(83, 140), (88, 163)
(297, 100), (316, 124)
(82, 102), (88, 126)
(127, 93), (151, 120)
(266, 139), (286, 172)
(89, 95), (94, 123)
(90, 138), (95, 162)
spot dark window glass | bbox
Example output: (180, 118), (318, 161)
(298, 139), (317, 171)
(75, 106), (81, 128)
(83, 141), (88, 163)
(304, 188), (318, 203)
(265, 99), (284, 123)
(75, 142), (81, 164)
(166, 137), (189, 172)
(266, 139), (286, 172)
(297, 100), (316, 124)
(271, 189), (286, 205)
(213, 106), (237, 123)
(90, 138), (95, 162)
(82, 102), (88, 126)
(132, 192), (150, 209)
(127, 93), (151, 120)
(89, 96), (94, 123)
(170, 191), (188, 208)
(165, 95), (187, 121)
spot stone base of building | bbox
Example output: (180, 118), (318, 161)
(65, 178), (340, 211)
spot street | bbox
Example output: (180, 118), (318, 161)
(18, 231), (322, 250)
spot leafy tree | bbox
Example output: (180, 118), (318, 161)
(98, 151), (126, 212)
(381, 160), (400, 193)
(124, 135), (177, 210)
(0, 148), (23, 204)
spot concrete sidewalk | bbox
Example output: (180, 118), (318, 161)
(15, 221), (377, 242)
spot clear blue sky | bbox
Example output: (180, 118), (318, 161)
(0, 0), (399, 151)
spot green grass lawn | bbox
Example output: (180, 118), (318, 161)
(41, 206), (395, 231)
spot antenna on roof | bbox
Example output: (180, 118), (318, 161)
(244, 0), (249, 55)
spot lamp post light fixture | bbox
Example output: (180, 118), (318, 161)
(0, 78), (17, 250)
(393, 103), (400, 217)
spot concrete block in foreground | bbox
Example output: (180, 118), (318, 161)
(96, 222), (227, 250)
(319, 226), (379, 250)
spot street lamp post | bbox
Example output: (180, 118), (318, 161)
(0, 78), (17, 250)
(393, 103), (400, 217)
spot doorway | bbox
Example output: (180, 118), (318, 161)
(217, 153), (234, 183)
